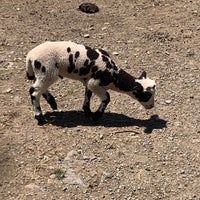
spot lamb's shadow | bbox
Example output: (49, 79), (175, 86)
(44, 110), (167, 134)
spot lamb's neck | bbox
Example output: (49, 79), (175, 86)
(112, 69), (137, 93)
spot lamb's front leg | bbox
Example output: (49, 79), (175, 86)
(87, 78), (110, 120)
(82, 87), (92, 117)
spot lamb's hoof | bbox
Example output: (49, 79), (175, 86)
(35, 114), (48, 126)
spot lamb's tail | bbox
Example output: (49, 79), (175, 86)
(26, 58), (35, 80)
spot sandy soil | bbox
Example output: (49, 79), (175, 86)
(0, 0), (199, 199)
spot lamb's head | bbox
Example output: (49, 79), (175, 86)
(131, 71), (156, 109)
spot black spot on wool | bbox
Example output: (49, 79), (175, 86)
(99, 49), (110, 57)
(67, 47), (71, 53)
(79, 65), (91, 76)
(29, 87), (35, 95)
(26, 72), (35, 80)
(34, 60), (41, 69)
(93, 69), (113, 86)
(91, 66), (98, 73)
(41, 66), (46, 73)
(89, 60), (95, 67)
(106, 61), (113, 69)
(79, 60), (95, 76)
(102, 55), (109, 62)
(102, 56), (117, 71)
(85, 46), (99, 60)
(113, 69), (138, 91)
(75, 51), (80, 59)
(84, 59), (89, 67)
(68, 54), (75, 73)
(111, 61), (118, 70)
(55, 62), (59, 68)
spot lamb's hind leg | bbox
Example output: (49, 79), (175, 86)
(29, 77), (57, 125)
(87, 78), (110, 120)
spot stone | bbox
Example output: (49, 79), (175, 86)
(112, 51), (119, 56)
(78, 3), (99, 14)
(63, 170), (86, 188)
(83, 34), (90, 38)
(165, 99), (172, 104)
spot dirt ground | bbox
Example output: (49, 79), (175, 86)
(0, 0), (200, 199)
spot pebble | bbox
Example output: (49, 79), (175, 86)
(165, 99), (172, 104)
(83, 156), (90, 161)
(99, 133), (104, 139)
(103, 172), (113, 179)
(49, 174), (56, 179)
(112, 51), (119, 56)
(3, 88), (12, 93)
(83, 34), (90, 38)
(25, 183), (41, 191)
(13, 95), (21, 105)
(63, 170), (86, 188)
(64, 150), (78, 167)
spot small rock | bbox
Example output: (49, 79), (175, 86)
(13, 96), (21, 105)
(3, 88), (12, 93)
(78, 3), (99, 14)
(83, 156), (90, 161)
(130, 132), (139, 136)
(165, 99), (172, 104)
(63, 170), (86, 188)
(7, 62), (14, 68)
(127, 40), (134, 43)
(103, 172), (113, 179)
(25, 183), (41, 191)
(83, 34), (90, 38)
(99, 133), (104, 139)
(49, 174), (56, 179)
(64, 150), (78, 166)
(112, 51), (119, 56)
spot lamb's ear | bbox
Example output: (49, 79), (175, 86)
(139, 71), (147, 79)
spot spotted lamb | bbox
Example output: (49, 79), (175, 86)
(26, 41), (156, 125)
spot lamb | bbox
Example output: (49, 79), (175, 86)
(26, 41), (156, 125)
